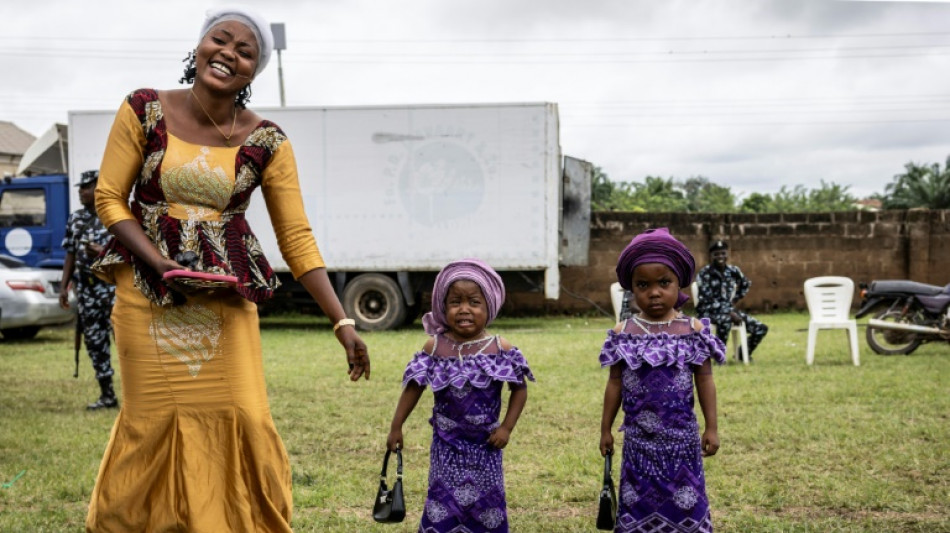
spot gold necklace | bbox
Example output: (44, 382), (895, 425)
(190, 88), (237, 147)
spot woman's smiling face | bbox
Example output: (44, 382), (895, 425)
(195, 20), (259, 92)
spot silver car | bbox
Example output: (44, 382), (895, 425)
(0, 254), (75, 339)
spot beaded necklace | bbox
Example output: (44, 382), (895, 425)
(444, 334), (494, 360)
(631, 313), (679, 334)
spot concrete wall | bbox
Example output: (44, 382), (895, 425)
(508, 209), (950, 315)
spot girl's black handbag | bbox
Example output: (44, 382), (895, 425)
(596, 451), (617, 530)
(372, 447), (405, 523)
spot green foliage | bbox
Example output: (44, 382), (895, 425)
(624, 176), (688, 212)
(739, 192), (773, 213)
(807, 180), (858, 211)
(591, 154), (950, 214)
(1, 315), (948, 532)
(682, 176), (739, 213)
(591, 169), (856, 214)
(740, 181), (855, 213)
(590, 165), (618, 211)
(883, 157), (950, 210)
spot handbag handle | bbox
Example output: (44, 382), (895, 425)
(602, 450), (612, 484)
(380, 447), (403, 481)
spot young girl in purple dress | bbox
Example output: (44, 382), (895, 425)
(388, 258), (534, 532)
(599, 228), (725, 532)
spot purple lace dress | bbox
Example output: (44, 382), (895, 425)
(600, 315), (726, 533)
(403, 334), (535, 533)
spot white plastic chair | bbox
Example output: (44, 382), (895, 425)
(610, 282), (625, 323)
(691, 281), (749, 364)
(804, 276), (860, 366)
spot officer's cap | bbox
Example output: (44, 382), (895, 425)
(77, 170), (99, 187)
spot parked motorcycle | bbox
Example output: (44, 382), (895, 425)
(855, 280), (950, 355)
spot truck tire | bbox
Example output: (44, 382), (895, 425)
(342, 274), (407, 331)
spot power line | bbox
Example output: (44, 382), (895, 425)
(564, 117), (950, 127)
(283, 51), (950, 64)
(290, 31), (950, 43)
(6, 42), (950, 58)
(0, 30), (947, 44)
(562, 108), (950, 119)
(564, 95), (950, 106)
(4, 51), (947, 64)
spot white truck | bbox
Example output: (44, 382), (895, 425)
(68, 102), (590, 330)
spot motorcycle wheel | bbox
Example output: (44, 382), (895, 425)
(866, 309), (921, 355)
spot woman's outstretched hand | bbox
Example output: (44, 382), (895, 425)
(154, 257), (195, 295)
(336, 326), (370, 381)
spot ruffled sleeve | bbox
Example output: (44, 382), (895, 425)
(402, 348), (535, 391)
(600, 318), (726, 370)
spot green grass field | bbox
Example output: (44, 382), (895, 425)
(0, 312), (947, 532)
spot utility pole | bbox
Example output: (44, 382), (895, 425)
(271, 23), (287, 107)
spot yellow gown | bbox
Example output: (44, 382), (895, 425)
(86, 97), (324, 532)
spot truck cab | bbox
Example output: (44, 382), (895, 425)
(0, 174), (69, 268)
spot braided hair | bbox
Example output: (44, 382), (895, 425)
(179, 50), (252, 108)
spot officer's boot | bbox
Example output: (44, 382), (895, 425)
(87, 376), (119, 410)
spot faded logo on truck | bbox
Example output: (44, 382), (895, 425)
(380, 126), (495, 227)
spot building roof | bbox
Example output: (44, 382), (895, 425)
(0, 121), (36, 156)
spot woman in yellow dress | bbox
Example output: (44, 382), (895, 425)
(86, 7), (370, 532)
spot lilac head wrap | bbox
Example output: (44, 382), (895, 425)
(422, 258), (506, 335)
(616, 227), (696, 308)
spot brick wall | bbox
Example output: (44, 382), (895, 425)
(508, 209), (950, 315)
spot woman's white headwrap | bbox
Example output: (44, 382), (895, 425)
(200, 6), (274, 77)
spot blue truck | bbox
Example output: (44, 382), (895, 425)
(0, 174), (69, 268)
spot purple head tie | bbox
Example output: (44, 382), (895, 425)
(616, 227), (696, 308)
(422, 258), (506, 335)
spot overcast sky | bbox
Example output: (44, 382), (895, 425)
(2, 0), (948, 199)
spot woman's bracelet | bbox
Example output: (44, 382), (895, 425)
(333, 318), (356, 333)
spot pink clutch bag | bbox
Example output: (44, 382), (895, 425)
(162, 269), (239, 289)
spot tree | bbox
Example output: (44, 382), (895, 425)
(808, 180), (856, 212)
(680, 176), (738, 213)
(593, 171), (857, 213)
(590, 166), (617, 211)
(771, 185), (810, 212)
(740, 192), (775, 213)
(883, 157), (950, 210)
(739, 181), (855, 213)
(626, 176), (687, 212)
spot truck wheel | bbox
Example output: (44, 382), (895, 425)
(342, 274), (407, 331)
(866, 309), (921, 355)
(1, 326), (41, 340)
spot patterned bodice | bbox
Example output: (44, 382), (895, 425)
(600, 316), (725, 439)
(92, 89), (288, 306)
(160, 138), (236, 219)
(403, 334), (534, 443)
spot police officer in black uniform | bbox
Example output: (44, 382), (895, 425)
(695, 240), (769, 360)
(59, 170), (118, 410)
